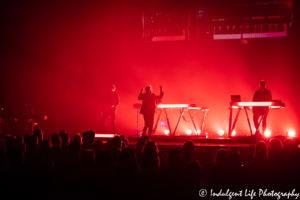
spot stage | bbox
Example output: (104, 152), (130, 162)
(127, 135), (258, 146)
(96, 133), (282, 146)
(123, 134), (287, 164)
(124, 135), (269, 165)
(94, 133), (287, 164)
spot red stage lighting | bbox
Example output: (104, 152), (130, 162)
(288, 131), (296, 137)
(157, 104), (189, 108)
(264, 130), (271, 137)
(95, 134), (114, 138)
(238, 102), (272, 106)
(219, 130), (225, 136)
(187, 130), (192, 135)
(232, 130), (236, 136)
(164, 130), (170, 135)
(197, 130), (201, 135)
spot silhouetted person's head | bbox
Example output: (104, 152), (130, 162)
(175, 146), (183, 155)
(93, 140), (104, 153)
(80, 149), (95, 168)
(74, 135), (81, 144)
(26, 135), (38, 151)
(96, 150), (113, 170)
(291, 137), (300, 150)
(141, 135), (149, 142)
(284, 138), (292, 150)
(182, 160), (202, 187)
(168, 149), (181, 166)
(227, 146), (240, 155)
(284, 137), (299, 152)
(120, 135), (126, 140)
(111, 84), (116, 92)
(33, 129), (43, 141)
(51, 133), (61, 148)
(7, 146), (24, 166)
(59, 129), (66, 137)
(214, 149), (227, 165)
(117, 148), (138, 175)
(121, 138), (129, 149)
(268, 138), (283, 160)
(60, 133), (69, 148)
(254, 141), (267, 159)
(135, 137), (146, 150)
(143, 141), (158, 153)
(68, 141), (81, 158)
(269, 138), (283, 152)
(105, 139), (112, 151)
(183, 141), (194, 156)
(82, 130), (95, 145)
(145, 85), (152, 93)
(141, 148), (159, 171)
(259, 80), (266, 92)
(224, 153), (242, 171)
(111, 136), (121, 149)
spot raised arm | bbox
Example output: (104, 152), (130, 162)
(138, 88), (143, 100)
(155, 85), (164, 99)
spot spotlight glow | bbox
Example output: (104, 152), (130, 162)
(288, 131), (296, 137)
(238, 102), (272, 106)
(164, 130), (170, 135)
(219, 130), (225, 136)
(187, 130), (192, 135)
(158, 104), (189, 108)
(264, 130), (271, 137)
(232, 130), (236, 136)
(95, 134), (114, 138)
(197, 130), (201, 135)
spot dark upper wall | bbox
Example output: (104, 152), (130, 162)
(1, 0), (299, 137)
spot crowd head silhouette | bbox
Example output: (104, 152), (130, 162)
(0, 129), (299, 199)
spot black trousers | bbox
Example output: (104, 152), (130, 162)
(101, 109), (116, 134)
(142, 112), (155, 136)
(253, 109), (269, 134)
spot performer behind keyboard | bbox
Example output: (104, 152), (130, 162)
(252, 80), (272, 135)
(138, 85), (164, 137)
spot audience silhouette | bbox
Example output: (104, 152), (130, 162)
(0, 128), (299, 199)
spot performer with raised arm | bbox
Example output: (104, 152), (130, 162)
(101, 84), (120, 134)
(138, 85), (164, 137)
(253, 80), (272, 135)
